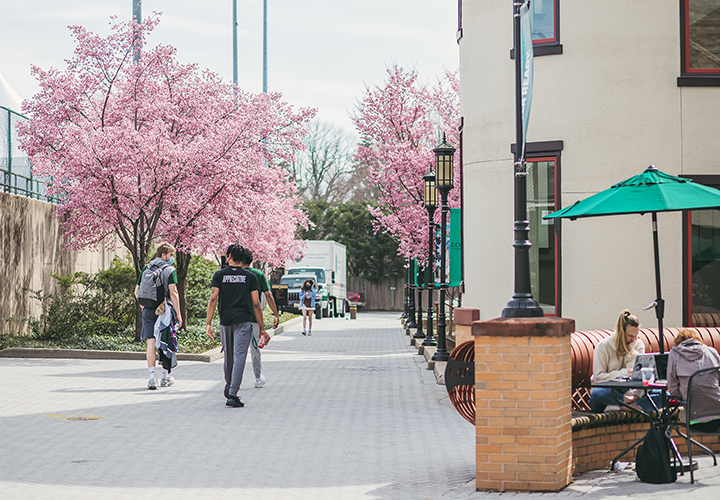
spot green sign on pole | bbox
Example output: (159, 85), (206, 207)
(448, 208), (461, 287)
(413, 208), (461, 288)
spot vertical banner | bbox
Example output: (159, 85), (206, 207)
(519, 0), (534, 162)
(448, 208), (462, 287)
(434, 209), (462, 287)
(412, 258), (425, 287)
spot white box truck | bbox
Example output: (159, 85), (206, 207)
(281, 240), (347, 318)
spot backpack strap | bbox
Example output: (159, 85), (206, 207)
(159, 265), (176, 300)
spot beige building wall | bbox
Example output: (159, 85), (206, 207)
(0, 192), (117, 335)
(460, 1), (720, 330)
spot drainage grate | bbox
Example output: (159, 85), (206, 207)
(48, 414), (105, 421)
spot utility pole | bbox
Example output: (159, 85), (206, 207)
(263, 0), (268, 93)
(233, 0), (238, 85)
(132, 1), (142, 63)
(263, 0), (267, 94)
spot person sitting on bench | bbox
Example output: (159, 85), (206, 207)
(590, 310), (661, 412)
(668, 329), (720, 432)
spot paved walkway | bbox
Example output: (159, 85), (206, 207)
(0, 312), (719, 499)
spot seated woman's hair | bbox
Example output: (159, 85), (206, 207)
(615, 309), (640, 358)
(674, 328), (701, 346)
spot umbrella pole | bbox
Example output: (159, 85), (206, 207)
(652, 212), (665, 354)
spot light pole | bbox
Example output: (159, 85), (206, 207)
(432, 134), (455, 362)
(402, 259), (410, 320)
(262, 0), (268, 93)
(132, 0), (142, 63)
(501, 0), (543, 318)
(422, 172), (438, 347)
(407, 259), (418, 328)
(414, 262), (425, 339)
(232, 0), (238, 85)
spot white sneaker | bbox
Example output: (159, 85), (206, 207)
(254, 375), (266, 388)
(148, 378), (158, 390)
(307, 330), (312, 336)
(160, 376), (175, 387)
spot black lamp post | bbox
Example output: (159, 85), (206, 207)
(501, 0), (543, 318)
(432, 134), (454, 362)
(402, 259), (409, 319)
(414, 262), (425, 339)
(407, 258), (417, 328)
(422, 172), (438, 347)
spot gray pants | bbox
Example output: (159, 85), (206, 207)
(251, 322), (262, 379)
(220, 322), (252, 397)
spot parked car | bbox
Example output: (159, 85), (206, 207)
(347, 291), (365, 309)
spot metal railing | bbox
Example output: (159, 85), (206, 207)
(1, 105), (57, 203)
(1, 169), (59, 203)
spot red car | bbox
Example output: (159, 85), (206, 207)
(347, 291), (365, 308)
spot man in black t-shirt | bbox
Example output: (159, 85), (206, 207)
(206, 244), (270, 407)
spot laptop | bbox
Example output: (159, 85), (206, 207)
(630, 353), (668, 382)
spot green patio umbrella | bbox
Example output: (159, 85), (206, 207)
(544, 166), (720, 353)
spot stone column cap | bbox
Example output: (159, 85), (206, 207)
(454, 307), (480, 326)
(473, 316), (575, 337)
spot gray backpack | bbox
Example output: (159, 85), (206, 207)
(137, 260), (174, 309)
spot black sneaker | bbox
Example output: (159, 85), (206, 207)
(226, 395), (244, 407)
(224, 386), (229, 399)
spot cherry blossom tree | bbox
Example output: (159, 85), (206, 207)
(19, 17), (313, 333)
(351, 64), (460, 263)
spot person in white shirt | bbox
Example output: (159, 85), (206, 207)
(590, 310), (661, 412)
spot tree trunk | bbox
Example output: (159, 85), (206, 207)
(134, 302), (142, 341)
(175, 250), (191, 331)
(131, 241), (150, 341)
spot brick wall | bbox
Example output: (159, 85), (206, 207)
(474, 317), (575, 492)
(572, 423), (720, 475)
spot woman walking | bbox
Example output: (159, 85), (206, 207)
(301, 279), (317, 336)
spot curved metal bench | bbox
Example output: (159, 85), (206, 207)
(446, 327), (720, 422)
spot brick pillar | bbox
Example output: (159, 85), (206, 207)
(473, 317), (575, 492)
(454, 308), (479, 347)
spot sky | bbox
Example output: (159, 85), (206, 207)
(0, 0), (459, 134)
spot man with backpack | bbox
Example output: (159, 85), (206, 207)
(240, 247), (280, 389)
(205, 244), (270, 407)
(134, 243), (183, 390)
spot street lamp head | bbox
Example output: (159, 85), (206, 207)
(433, 133), (455, 190)
(423, 171), (438, 209)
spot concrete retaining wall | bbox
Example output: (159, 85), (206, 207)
(0, 191), (116, 335)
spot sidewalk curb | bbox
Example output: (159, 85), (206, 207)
(0, 316), (304, 362)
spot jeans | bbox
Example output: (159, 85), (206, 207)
(590, 387), (665, 413)
(250, 322), (262, 380)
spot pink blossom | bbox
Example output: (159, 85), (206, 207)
(18, 16), (315, 274)
(351, 64), (460, 263)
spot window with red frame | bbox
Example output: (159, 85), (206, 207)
(526, 156), (559, 316)
(532, 0), (559, 45)
(682, 176), (720, 326)
(683, 1), (720, 73)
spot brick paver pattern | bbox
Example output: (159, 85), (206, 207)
(1, 312), (719, 499)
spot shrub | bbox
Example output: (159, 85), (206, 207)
(28, 257), (136, 342)
(185, 255), (219, 325)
